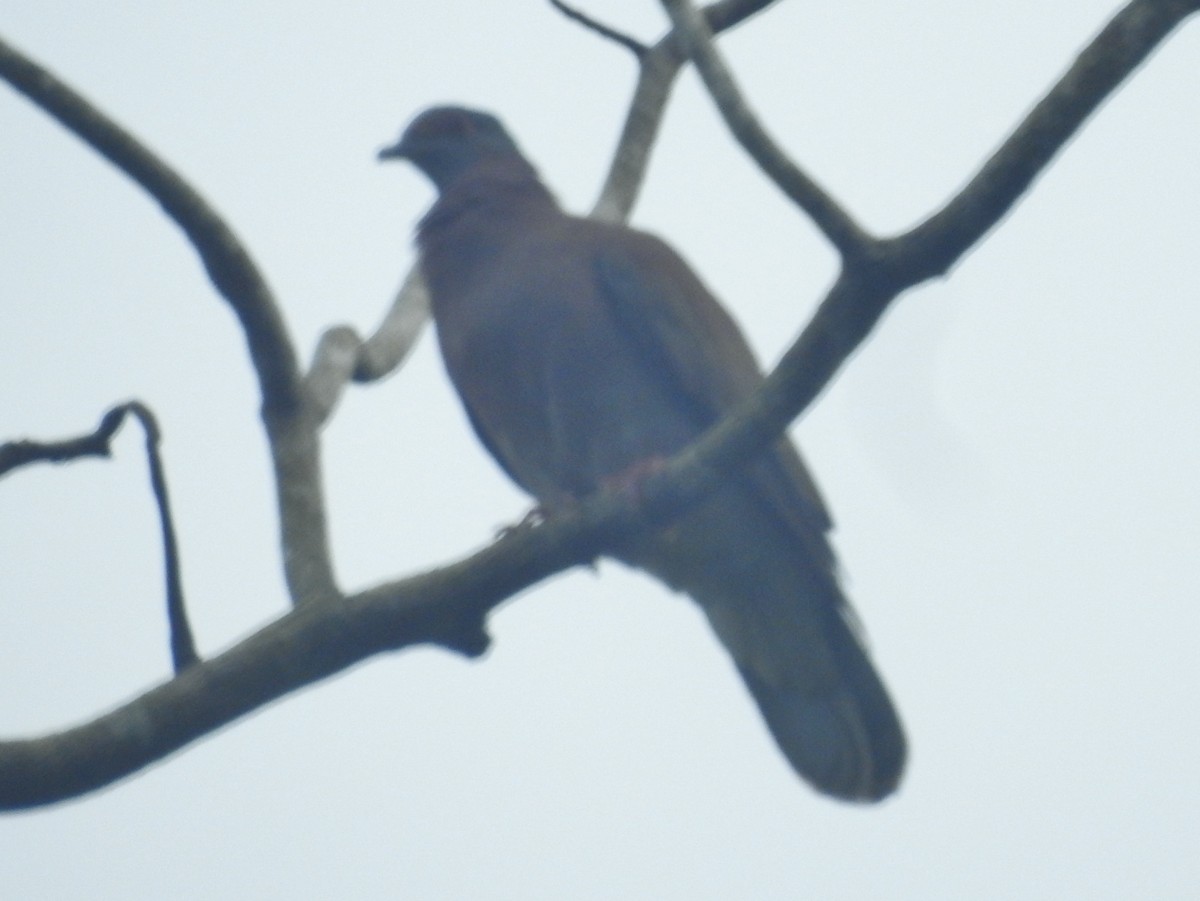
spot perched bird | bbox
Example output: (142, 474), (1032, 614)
(380, 106), (905, 801)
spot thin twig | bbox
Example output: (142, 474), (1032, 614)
(660, 0), (871, 259)
(549, 0), (648, 58)
(0, 407), (124, 477)
(122, 403), (198, 672)
(0, 403), (199, 672)
(591, 0), (780, 220)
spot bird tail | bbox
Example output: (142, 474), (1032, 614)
(629, 496), (906, 801)
(713, 597), (906, 801)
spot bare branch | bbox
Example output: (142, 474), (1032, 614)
(692, 0), (781, 34)
(0, 403), (198, 672)
(590, 47), (684, 221)
(550, 0), (648, 58)
(0, 407), (125, 476)
(660, 0), (871, 259)
(890, 0), (1200, 281)
(0, 35), (300, 417)
(122, 403), (198, 672)
(262, 412), (340, 605)
(303, 267), (430, 424)
(591, 0), (779, 221)
(0, 495), (640, 809)
(353, 267), (431, 383)
(697, 0), (1200, 490)
(305, 326), (366, 424)
(0, 35), (340, 606)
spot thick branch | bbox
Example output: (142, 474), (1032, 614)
(0, 491), (647, 809)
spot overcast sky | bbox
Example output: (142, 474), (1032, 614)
(2, 2), (1198, 898)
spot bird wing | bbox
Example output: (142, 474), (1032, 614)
(590, 222), (834, 547)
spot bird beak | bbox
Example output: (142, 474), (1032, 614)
(377, 139), (408, 162)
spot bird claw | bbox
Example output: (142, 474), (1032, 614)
(494, 504), (549, 538)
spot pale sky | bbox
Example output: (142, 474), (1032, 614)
(2, 2), (1198, 898)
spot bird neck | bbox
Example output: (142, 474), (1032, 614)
(415, 162), (561, 317)
(417, 159), (557, 238)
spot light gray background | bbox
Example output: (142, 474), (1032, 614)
(2, 2), (1198, 898)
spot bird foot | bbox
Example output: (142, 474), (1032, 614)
(494, 504), (549, 539)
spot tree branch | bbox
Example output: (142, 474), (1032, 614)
(0, 488), (646, 809)
(352, 268), (431, 384)
(549, 0), (649, 59)
(890, 0), (1200, 281)
(658, 0), (1200, 464)
(660, 0), (871, 259)
(0, 0), (1195, 809)
(0, 403), (197, 673)
(0, 406), (126, 477)
(0, 36), (299, 417)
(122, 402), (198, 673)
(590, 0), (779, 221)
(0, 34), (340, 605)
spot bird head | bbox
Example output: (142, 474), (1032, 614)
(379, 106), (524, 192)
